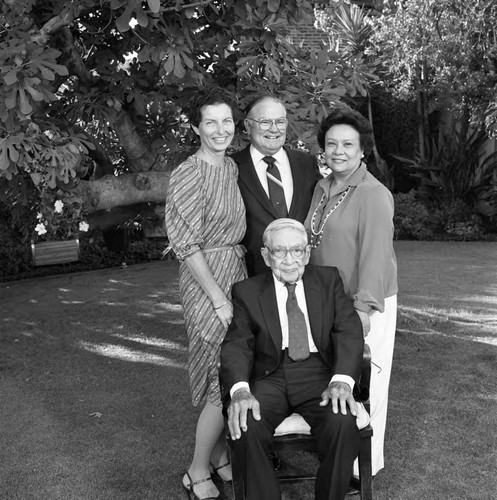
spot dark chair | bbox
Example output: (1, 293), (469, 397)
(228, 345), (373, 500)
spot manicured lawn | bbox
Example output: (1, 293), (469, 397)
(0, 241), (496, 499)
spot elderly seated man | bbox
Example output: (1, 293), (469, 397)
(220, 218), (364, 500)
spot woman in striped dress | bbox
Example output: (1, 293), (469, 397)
(165, 89), (247, 500)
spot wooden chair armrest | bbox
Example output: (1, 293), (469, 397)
(358, 344), (371, 403)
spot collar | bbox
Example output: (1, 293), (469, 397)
(342, 161), (368, 187)
(272, 274), (303, 291)
(250, 145), (288, 167)
(317, 161), (368, 195)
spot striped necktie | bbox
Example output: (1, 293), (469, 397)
(285, 283), (310, 361)
(263, 156), (288, 218)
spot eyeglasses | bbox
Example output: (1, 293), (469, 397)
(246, 118), (288, 131)
(265, 246), (307, 259)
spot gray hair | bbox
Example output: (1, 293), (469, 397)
(246, 95), (286, 118)
(262, 218), (308, 248)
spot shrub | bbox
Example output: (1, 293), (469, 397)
(393, 191), (435, 240)
(394, 125), (497, 225)
(431, 200), (485, 240)
(0, 229), (168, 282)
(0, 222), (33, 278)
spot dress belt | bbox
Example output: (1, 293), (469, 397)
(202, 244), (246, 259)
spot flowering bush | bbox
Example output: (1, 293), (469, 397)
(33, 190), (89, 242)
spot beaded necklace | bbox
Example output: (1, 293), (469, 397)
(309, 185), (352, 248)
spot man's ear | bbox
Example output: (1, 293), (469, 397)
(243, 119), (251, 134)
(261, 247), (271, 268)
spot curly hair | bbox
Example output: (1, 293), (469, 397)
(317, 108), (374, 154)
(185, 88), (237, 127)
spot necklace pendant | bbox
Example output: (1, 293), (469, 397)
(310, 232), (322, 249)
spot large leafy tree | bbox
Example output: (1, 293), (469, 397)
(368, 0), (497, 158)
(0, 0), (366, 238)
(357, 0), (497, 222)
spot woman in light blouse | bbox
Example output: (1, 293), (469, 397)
(304, 107), (397, 477)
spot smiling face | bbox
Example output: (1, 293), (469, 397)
(261, 226), (310, 284)
(191, 103), (235, 155)
(324, 124), (364, 176)
(245, 98), (287, 156)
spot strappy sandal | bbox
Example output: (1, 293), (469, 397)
(209, 460), (232, 483)
(182, 471), (219, 500)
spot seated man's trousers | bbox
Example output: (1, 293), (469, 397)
(229, 352), (360, 500)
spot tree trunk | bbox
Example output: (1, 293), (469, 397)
(367, 93), (393, 190)
(74, 170), (170, 213)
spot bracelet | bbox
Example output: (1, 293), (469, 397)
(214, 301), (227, 310)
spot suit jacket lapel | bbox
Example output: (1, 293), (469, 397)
(258, 274), (283, 353)
(236, 147), (276, 216)
(303, 269), (323, 350)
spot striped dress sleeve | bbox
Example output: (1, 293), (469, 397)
(165, 158), (205, 260)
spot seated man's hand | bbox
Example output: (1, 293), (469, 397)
(319, 381), (358, 417)
(227, 388), (261, 440)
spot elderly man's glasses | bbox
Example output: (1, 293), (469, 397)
(265, 246), (306, 259)
(246, 118), (288, 131)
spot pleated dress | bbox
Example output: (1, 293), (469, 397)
(165, 155), (247, 407)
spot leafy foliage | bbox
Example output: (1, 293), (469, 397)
(33, 188), (89, 242)
(0, 0), (372, 228)
(393, 190), (434, 240)
(394, 125), (497, 224)
(369, 0), (497, 132)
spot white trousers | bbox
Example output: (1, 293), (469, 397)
(354, 294), (397, 477)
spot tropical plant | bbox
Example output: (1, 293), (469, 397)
(394, 125), (497, 226)
(314, 1), (395, 189)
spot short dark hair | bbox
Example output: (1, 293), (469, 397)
(185, 88), (237, 127)
(317, 108), (374, 154)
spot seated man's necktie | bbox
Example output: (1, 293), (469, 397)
(285, 283), (310, 361)
(263, 156), (288, 218)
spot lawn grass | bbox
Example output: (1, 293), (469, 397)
(1, 241), (496, 500)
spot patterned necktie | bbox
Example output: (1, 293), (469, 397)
(285, 283), (310, 361)
(263, 156), (288, 218)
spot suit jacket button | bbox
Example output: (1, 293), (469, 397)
(264, 369), (270, 375)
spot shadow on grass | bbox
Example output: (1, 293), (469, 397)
(0, 262), (200, 500)
(1, 244), (497, 500)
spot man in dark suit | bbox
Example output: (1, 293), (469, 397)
(231, 96), (321, 276)
(220, 219), (364, 500)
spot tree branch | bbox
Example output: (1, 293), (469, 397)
(163, 1), (214, 13)
(113, 110), (167, 172)
(31, 6), (83, 46)
(73, 170), (170, 213)
(59, 27), (93, 86)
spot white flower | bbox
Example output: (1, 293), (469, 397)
(35, 223), (47, 235)
(54, 200), (64, 213)
(36, 212), (43, 220)
(79, 221), (89, 232)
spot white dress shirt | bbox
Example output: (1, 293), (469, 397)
(230, 275), (355, 396)
(273, 276), (317, 351)
(250, 145), (293, 211)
